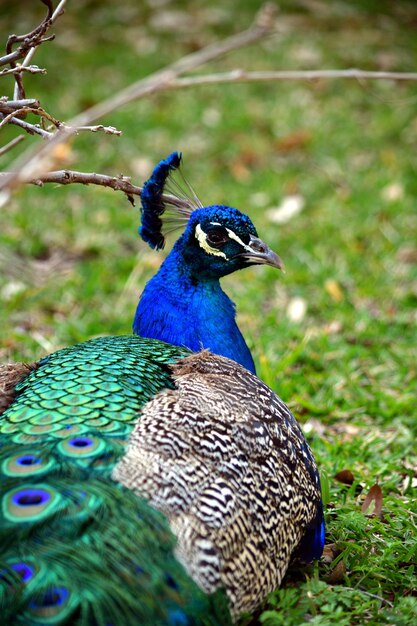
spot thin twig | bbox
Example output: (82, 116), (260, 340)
(31, 170), (140, 193)
(35, 170), (190, 209)
(0, 102), (121, 136)
(356, 588), (394, 608)
(0, 98), (41, 113)
(5, 1), (52, 99)
(0, 107), (61, 131)
(168, 68), (417, 88)
(71, 4), (276, 125)
(64, 124), (122, 136)
(0, 135), (25, 157)
(3, 116), (53, 138)
(0, 65), (46, 77)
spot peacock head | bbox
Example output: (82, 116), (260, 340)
(177, 204), (283, 279)
(139, 152), (283, 280)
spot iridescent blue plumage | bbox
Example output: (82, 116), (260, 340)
(134, 154), (283, 374)
(293, 502), (325, 564)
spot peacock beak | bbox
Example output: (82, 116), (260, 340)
(238, 235), (284, 270)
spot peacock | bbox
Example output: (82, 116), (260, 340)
(0, 153), (325, 626)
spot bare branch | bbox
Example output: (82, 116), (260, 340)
(0, 101), (121, 136)
(1, 115), (53, 138)
(168, 68), (417, 88)
(0, 0), (66, 101)
(0, 3), (276, 202)
(0, 65), (46, 77)
(64, 124), (122, 136)
(0, 168), (191, 210)
(0, 107), (61, 131)
(31, 170), (141, 194)
(5, 1), (52, 99)
(0, 135), (25, 157)
(0, 99), (41, 113)
(71, 3), (276, 125)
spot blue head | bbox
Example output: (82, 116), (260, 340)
(134, 152), (283, 373)
(171, 204), (283, 280)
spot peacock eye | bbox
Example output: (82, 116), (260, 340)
(206, 227), (229, 247)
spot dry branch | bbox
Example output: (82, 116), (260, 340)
(2, 116), (52, 139)
(0, 1), (122, 154)
(169, 68), (417, 88)
(0, 1), (67, 151)
(0, 106), (61, 131)
(0, 3), (276, 203)
(4, 0), (52, 99)
(0, 168), (191, 211)
(0, 135), (25, 157)
(0, 99), (41, 112)
(16, 1), (67, 63)
(0, 65), (46, 77)
(65, 125), (122, 136)
(2, 2), (416, 208)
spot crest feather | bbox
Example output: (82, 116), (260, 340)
(139, 152), (202, 250)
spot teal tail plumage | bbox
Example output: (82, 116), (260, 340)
(0, 337), (231, 625)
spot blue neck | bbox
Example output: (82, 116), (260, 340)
(133, 249), (256, 373)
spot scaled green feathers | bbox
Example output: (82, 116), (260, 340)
(0, 336), (232, 626)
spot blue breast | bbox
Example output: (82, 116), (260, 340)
(133, 258), (256, 373)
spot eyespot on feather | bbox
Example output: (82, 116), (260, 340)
(3, 485), (63, 523)
(2, 452), (53, 477)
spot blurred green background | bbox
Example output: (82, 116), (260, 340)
(1, 1), (416, 624)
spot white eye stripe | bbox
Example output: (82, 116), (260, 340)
(195, 224), (227, 259)
(225, 227), (252, 252)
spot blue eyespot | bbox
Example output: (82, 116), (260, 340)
(11, 562), (35, 583)
(68, 437), (93, 448)
(29, 586), (69, 608)
(16, 455), (41, 466)
(12, 488), (50, 507)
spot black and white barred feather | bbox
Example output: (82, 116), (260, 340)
(113, 350), (323, 618)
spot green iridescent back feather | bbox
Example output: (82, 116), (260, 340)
(0, 336), (231, 626)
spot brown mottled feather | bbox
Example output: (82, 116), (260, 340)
(113, 350), (322, 618)
(0, 361), (38, 414)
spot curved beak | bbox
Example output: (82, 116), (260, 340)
(238, 235), (284, 270)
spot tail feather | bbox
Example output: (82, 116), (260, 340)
(0, 337), (232, 625)
(0, 439), (231, 625)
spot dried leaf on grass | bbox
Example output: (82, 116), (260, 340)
(361, 484), (383, 518)
(322, 543), (340, 563)
(322, 543), (346, 584)
(274, 128), (312, 153)
(325, 559), (346, 584)
(335, 469), (355, 485)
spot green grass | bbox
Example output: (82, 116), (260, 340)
(1, 1), (416, 624)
